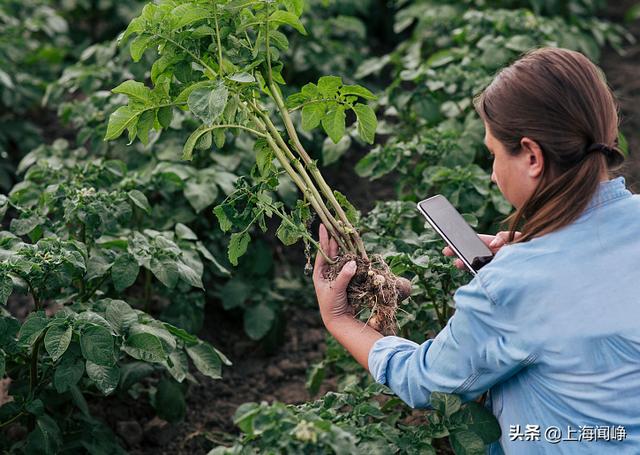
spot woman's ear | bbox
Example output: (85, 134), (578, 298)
(520, 137), (544, 179)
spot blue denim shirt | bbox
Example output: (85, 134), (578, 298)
(368, 177), (640, 454)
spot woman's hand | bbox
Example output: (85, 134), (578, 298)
(442, 231), (521, 270)
(312, 224), (357, 329)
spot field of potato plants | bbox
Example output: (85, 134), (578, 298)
(1, 0), (639, 453)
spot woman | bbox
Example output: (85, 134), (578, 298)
(313, 47), (639, 454)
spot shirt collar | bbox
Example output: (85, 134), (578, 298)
(584, 176), (631, 213)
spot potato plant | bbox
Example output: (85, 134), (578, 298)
(0, 141), (229, 452)
(105, 0), (407, 333)
(211, 384), (500, 454)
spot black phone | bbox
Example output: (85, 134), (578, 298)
(417, 195), (493, 274)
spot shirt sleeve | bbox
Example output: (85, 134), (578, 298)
(367, 274), (538, 409)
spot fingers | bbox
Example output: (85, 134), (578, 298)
(329, 237), (338, 259)
(314, 224), (330, 279)
(442, 246), (454, 257)
(335, 260), (357, 290)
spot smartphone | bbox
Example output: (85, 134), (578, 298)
(417, 195), (493, 274)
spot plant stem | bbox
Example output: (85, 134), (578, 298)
(251, 108), (352, 252)
(265, 2), (273, 88)
(26, 280), (40, 311)
(0, 412), (25, 428)
(269, 83), (368, 259)
(212, 2), (224, 75)
(263, 133), (348, 252)
(250, 108), (350, 252)
(79, 222), (86, 296)
(81, 274), (108, 302)
(200, 123), (267, 138)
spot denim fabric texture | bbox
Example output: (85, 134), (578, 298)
(368, 177), (640, 454)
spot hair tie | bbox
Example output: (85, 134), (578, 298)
(585, 143), (614, 157)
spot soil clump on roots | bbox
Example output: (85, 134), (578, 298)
(324, 253), (403, 335)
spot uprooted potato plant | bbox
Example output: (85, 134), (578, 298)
(106, 0), (410, 333)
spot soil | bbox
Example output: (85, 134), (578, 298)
(91, 303), (333, 454)
(325, 253), (402, 336)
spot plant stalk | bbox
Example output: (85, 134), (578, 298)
(269, 83), (368, 259)
(251, 109), (352, 252)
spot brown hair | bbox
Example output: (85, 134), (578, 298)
(473, 47), (625, 243)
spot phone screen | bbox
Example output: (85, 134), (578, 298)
(417, 195), (493, 273)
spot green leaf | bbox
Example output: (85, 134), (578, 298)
(105, 106), (141, 141)
(305, 361), (325, 396)
(184, 181), (218, 213)
(24, 414), (62, 454)
(450, 430), (486, 455)
(80, 325), (115, 366)
(86, 361), (120, 395)
(176, 223), (197, 240)
(188, 80), (229, 125)
(123, 332), (166, 363)
(196, 130), (212, 150)
(163, 323), (199, 346)
(111, 253), (140, 292)
(128, 190), (151, 214)
(53, 356), (84, 393)
(430, 391), (461, 418)
(243, 303), (275, 340)
(183, 124), (210, 160)
(626, 3), (640, 22)
(186, 342), (222, 379)
(150, 257), (179, 288)
(333, 190), (360, 225)
(276, 219), (301, 246)
(112, 80), (151, 103)
(269, 10), (307, 35)
(170, 4), (211, 29)
(227, 72), (255, 83)
(10, 216), (43, 236)
(154, 378), (186, 422)
(177, 262), (204, 289)
(136, 109), (154, 144)
(255, 143), (274, 176)
(0, 274), (13, 305)
(213, 129), (225, 149)
(69, 385), (89, 416)
(129, 34), (154, 62)
(157, 106), (173, 128)
(317, 76), (342, 97)
(104, 299), (138, 334)
(340, 84), (376, 100)
(283, 0), (304, 15)
(18, 315), (48, 347)
(44, 323), (72, 362)
(228, 232), (250, 266)
(301, 103), (325, 131)
(213, 205), (233, 232)
(0, 352), (5, 378)
(352, 103), (377, 144)
(456, 401), (502, 444)
(322, 106), (346, 144)
(426, 49), (455, 68)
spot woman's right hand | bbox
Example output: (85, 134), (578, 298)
(442, 231), (521, 270)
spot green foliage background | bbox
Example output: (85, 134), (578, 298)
(0, 0), (635, 453)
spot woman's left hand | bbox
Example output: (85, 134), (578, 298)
(312, 224), (357, 329)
